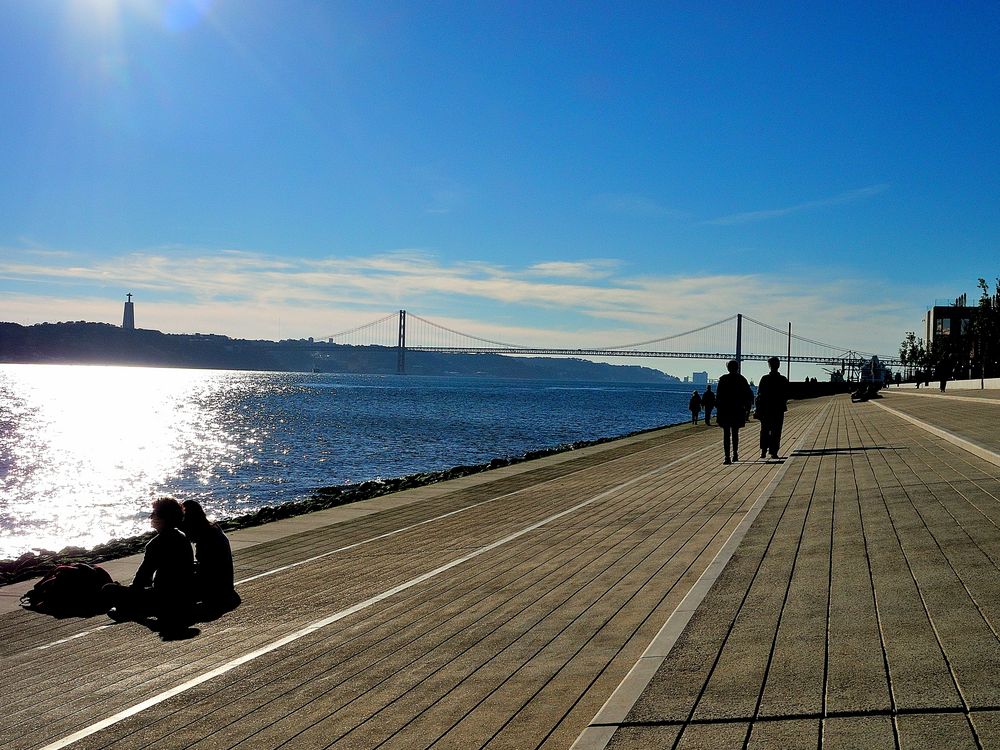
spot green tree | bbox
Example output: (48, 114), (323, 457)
(973, 277), (1000, 378)
(898, 331), (926, 381)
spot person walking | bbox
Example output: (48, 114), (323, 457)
(755, 356), (789, 459)
(688, 390), (702, 425)
(701, 384), (716, 425)
(716, 360), (755, 465)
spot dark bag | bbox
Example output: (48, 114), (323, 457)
(19, 563), (113, 617)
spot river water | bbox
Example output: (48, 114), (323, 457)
(0, 364), (698, 559)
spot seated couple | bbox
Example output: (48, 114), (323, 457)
(104, 498), (240, 633)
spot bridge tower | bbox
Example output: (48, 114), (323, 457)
(397, 309), (406, 375)
(735, 313), (742, 370)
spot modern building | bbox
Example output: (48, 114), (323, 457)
(692, 371), (708, 385)
(122, 293), (135, 330)
(925, 293), (974, 346)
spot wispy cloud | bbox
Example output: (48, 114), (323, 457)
(704, 184), (890, 225)
(0, 243), (924, 359)
(525, 260), (620, 281)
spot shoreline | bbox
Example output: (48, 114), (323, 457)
(0, 420), (682, 586)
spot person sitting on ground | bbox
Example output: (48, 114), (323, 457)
(104, 497), (195, 631)
(181, 500), (240, 613)
(688, 390), (702, 425)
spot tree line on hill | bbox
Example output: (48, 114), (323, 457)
(0, 321), (680, 383)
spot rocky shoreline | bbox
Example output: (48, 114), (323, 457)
(0, 423), (676, 587)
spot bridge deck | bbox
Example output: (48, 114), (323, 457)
(2, 389), (998, 750)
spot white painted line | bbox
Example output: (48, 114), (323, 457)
(39, 443), (716, 750)
(29, 428), (695, 653)
(235, 426), (701, 585)
(887, 391), (1000, 404)
(571, 402), (831, 750)
(236, 496), (514, 584)
(34, 626), (112, 651)
(871, 400), (1000, 469)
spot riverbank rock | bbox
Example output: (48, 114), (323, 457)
(0, 421), (673, 586)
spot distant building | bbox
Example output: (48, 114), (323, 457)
(122, 293), (135, 330)
(692, 371), (708, 385)
(925, 293), (974, 346)
(683, 376), (689, 383)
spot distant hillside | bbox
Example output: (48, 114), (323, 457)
(0, 322), (680, 383)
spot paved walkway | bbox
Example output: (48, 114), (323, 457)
(583, 389), (1000, 749)
(0, 402), (823, 750)
(3, 389), (999, 750)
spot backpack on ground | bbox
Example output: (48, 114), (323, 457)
(19, 562), (113, 617)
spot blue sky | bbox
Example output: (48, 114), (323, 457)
(1, 1), (998, 378)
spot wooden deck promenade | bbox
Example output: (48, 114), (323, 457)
(2, 388), (999, 750)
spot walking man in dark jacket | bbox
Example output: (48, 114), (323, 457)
(688, 390), (702, 425)
(755, 356), (789, 459)
(716, 360), (755, 465)
(702, 384), (716, 425)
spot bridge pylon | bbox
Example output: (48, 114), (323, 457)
(397, 309), (406, 375)
(735, 313), (743, 370)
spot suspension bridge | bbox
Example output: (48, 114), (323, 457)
(306, 310), (900, 377)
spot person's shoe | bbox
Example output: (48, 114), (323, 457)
(770, 453), (780, 459)
(107, 607), (128, 622)
(761, 450), (767, 459)
(733, 454), (739, 462)
(724, 457), (732, 465)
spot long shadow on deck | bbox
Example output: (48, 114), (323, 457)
(792, 446), (902, 456)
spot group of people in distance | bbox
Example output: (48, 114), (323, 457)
(103, 497), (240, 634)
(688, 356), (790, 465)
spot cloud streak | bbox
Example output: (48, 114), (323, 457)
(704, 184), (890, 225)
(0, 243), (923, 361)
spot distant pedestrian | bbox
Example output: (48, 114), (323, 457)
(894, 372), (902, 387)
(755, 356), (789, 459)
(702, 385), (716, 426)
(937, 360), (951, 392)
(688, 390), (702, 425)
(716, 360), (755, 465)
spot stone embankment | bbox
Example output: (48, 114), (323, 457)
(0, 427), (668, 586)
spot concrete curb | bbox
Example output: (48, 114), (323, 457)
(870, 400), (1000, 469)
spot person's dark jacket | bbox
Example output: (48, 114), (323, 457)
(688, 393), (702, 412)
(191, 525), (236, 601)
(755, 371), (789, 419)
(132, 527), (194, 601)
(702, 389), (716, 411)
(715, 372), (754, 428)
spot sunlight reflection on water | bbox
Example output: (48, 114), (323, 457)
(0, 365), (246, 556)
(1, 364), (691, 559)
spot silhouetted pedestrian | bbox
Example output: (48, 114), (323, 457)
(716, 360), (755, 465)
(104, 498), (195, 633)
(755, 356), (789, 459)
(181, 500), (240, 615)
(702, 385), (716, 425)
(688, 390), (702, 425)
